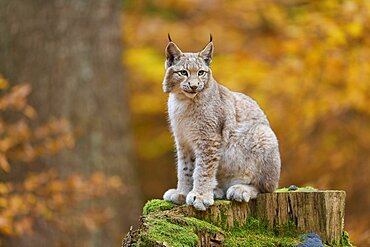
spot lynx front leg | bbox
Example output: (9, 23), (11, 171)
(186, 138), (221, 210)
(163, 146), (194, 205)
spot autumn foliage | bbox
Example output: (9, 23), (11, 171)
(123, 0), (370, 245)
(0, 76), (122, 241)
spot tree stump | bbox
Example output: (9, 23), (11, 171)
(177, 190), (346, 243)
(123, 190), (348, 246)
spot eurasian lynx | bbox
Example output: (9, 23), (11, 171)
(162, 35), (281, 211)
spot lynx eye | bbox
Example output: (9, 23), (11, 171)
(178, 70), (188, 76)
(198, 70), (206, 76)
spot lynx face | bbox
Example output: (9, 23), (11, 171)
(163, 39), (214, 99)
(170, 55), (210, 98)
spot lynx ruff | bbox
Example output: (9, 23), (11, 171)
(162, 35), (281, 211)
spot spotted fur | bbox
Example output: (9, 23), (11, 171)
(162, 38), (281, 211)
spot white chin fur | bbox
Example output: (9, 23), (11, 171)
(183, 91), (197, 98)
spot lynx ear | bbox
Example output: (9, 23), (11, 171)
(165, 41), (183, 68)
(199, 38), (213, 66)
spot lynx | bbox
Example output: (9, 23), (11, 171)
(162, 35), (281, 211)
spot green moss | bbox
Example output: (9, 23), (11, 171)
(224, 218), (300, 247)
(139, 206), (224, 246)
(140, 218), (198, 247)
(138, 215), (222, 246)
(181, 216), (222, 234)
(340, 231), (352, 246)
(273, 220), (300, 237)
(275, 186), (317, 192)
(325, 231), (353, 247)
(214, 200), (232, 206)
(225, 234), (298, 247)
(143, 199), (175, 215)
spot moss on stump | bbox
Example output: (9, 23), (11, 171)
(122, 189), (352, 247)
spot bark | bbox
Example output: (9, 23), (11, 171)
(0, 0), (141, 246)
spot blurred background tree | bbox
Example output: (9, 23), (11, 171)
(0, 0), (142, 246)
(123, 0), (370, 246)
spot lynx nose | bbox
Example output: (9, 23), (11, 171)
(190, 85), (198, 91)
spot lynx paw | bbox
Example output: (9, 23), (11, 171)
(226, 184), (258, 202)
(186, 190), (214, 211)
(163, 189), (187, 205)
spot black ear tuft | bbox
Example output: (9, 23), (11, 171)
(209, 33), (213, 42)
(168, 33), (172, 42)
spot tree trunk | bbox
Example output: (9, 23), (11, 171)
(0, 0), (142, 246)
